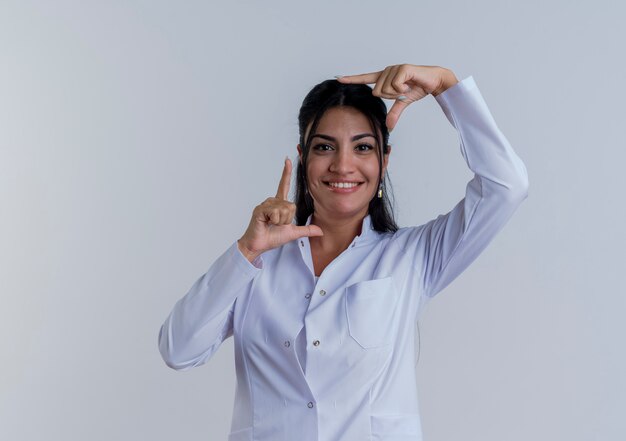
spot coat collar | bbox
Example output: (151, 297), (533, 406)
(303, 213), (379, 248)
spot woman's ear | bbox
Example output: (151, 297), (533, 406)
(297, 144), (302, 164)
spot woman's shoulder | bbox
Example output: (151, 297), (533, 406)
(386, 222), (431, 250)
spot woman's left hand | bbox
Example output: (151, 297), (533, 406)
(335, 64), (458, 131)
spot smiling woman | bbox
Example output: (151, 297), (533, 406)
(294, 80), (398, 237)
(159, 63), (529, 441)
(301, 106), (390, 219)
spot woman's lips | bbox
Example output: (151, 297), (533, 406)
(323, 182), (364, 193)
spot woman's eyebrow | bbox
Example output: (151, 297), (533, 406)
(311, 133), (376, 142)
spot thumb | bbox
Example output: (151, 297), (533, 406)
(292, 224), (324, 239)
(386, 100), (409, 131)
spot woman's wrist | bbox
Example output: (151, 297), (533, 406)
(431, 69), (459, 97)
(237, 239), (260, 263)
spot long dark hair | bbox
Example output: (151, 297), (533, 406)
(294, 79), (398, 233)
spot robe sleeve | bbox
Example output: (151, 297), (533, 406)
(392, 75), (529, 298)
(158, 240), (263, 370)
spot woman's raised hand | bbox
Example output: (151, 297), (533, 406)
(336, 64), (457, 131)
(237, 157), (323, 263)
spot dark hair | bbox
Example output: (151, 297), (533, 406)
(294, 79), (399, 233)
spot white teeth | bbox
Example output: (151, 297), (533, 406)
(328, 182), (359, 188)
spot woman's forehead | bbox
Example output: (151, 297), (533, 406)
(306, 107), (380, 141)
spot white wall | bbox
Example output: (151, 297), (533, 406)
(1, 1), (624, 440)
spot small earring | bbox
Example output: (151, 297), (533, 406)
(377, 186), (383, 198)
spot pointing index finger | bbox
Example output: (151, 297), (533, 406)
(276, 156), (292, 200)
(335, 71), (382, 85)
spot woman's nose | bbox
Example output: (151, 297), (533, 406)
(329, 149), (355, 174)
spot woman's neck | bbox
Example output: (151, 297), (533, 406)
(309, 211), (365, 254)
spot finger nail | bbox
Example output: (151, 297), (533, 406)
(334, 75), (343, 79)
(398, 95), (407, 101)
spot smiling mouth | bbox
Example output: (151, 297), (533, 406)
(323, 181), (364, 188)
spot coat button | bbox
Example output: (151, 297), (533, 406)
(313, 340), (320, 346)
(284, 340), (290, 347)
(307, 401), (314, 408)
(305, 293), (311, 299)
(300, 240), (304, 247)
(319, 289), (326, 296)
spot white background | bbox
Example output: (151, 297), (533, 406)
(1, 1), (624, 440)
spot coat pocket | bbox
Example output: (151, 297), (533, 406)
(345, 276), (400, 349)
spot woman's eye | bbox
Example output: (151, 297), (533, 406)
(313, 144), (332, 151)
(357, 144), (374, 151)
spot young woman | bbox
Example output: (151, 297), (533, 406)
(159, 64), (529, 441)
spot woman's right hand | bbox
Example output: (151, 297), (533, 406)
(237, 157), (324, 263)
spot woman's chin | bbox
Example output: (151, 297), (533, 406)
(313, 201), (368, 218)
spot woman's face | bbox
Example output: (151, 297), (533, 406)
(297, 106), (390, 221)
